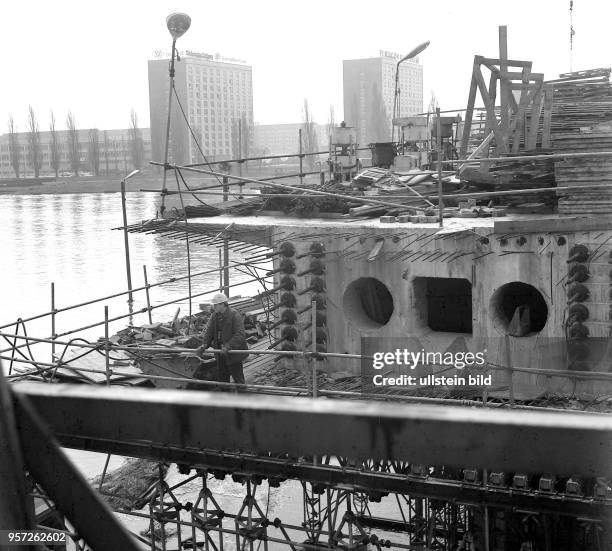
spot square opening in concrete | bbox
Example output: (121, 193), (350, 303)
(414, 277), (472, 333)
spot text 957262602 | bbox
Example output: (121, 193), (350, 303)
(0, 530), (68, 546)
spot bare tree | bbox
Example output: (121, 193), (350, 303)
(26, 106), (42, 178)
(128, 109), (144, 169)
(112, 139), (121, 172)
(232, 112), (252, 160)
(65, 111), (80, 176)
(241, 112), (251, 159)
(49, 111), (61, 178)
(7, 116), (21, 178)
(121, 136), (128, 173)
(301, 99), (318, 170)
(428, 91), (439, 115)
(103, 130), (110, 175)
(88, 128), (100, 176)
(326, 105), (335, 140)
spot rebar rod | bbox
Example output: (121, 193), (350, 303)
(104, 306), (110, 385)
(51, 283), (56, 363)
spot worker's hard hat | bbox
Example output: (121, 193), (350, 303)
(210, 292), (229, 305)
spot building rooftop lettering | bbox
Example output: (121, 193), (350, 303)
(151, 49), (247, 65)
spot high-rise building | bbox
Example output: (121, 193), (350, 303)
(148, 51), (254, 165)
(343, 51), (423, 146)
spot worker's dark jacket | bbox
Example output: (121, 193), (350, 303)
(201, 307), (249, 365)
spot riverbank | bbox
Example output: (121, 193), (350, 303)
(0, 174), (205, 196)
(0, 169), (320, 196)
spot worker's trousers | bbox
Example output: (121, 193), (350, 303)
(217, 355), (246, 390)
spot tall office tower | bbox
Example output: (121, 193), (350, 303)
(343, 51), (423, 145)
(148, 51), (254, 165)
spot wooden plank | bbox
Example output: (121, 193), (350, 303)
(511, 66), (533, 153)
(541, 84), (554, 148)
(493, 217), (612, 234)
(526, 79), (544, 149)
(500, 70), (533, 81)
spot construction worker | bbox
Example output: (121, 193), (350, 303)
(198, 293), (249, 389)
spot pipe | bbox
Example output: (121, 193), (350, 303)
(143, 265), (153, 324)
(299, 128), (304, 186)
(104, 306), (110, 386)
(51, 282), (56, 363)
(120, 178), (134, 313)
(160, 38), (178, 215)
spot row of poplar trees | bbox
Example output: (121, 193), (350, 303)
(6, 107), (145, 178)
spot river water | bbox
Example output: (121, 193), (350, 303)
(0, 191), (264, 344)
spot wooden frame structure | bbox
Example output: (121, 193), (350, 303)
(460, 26), (554, 158)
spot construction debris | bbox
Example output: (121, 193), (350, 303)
(91, 459), (167, 511)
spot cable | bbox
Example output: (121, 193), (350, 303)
(173, 169), (193, 330)
(172, 87), (249, 203)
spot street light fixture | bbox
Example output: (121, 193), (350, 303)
(166, 13), (191, 39)
(391, 40), (430, 142)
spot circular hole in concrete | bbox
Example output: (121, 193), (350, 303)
(490, 282), (548, 336)
(343, 277), (394, 329)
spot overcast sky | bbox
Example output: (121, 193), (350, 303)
(1, 0), (610, 132)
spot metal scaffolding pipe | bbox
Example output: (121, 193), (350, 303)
(0, 258), (272, 332)
(150, 162), (425, 211)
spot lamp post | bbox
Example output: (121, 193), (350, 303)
(121, 169), (141, 320)
(160, 13), (191, 217)
(391, 41), (430, 142)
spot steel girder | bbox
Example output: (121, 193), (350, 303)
(13, 383), (612, 479)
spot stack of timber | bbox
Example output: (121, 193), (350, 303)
(549, 68), (612, 214)
(488, 150), (556, 209)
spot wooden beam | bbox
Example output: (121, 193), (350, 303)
(474, 65), (507, 153)
(511, 66), (533, 153)
(481, 57), (532, 68)
(542, 84), (554, 148)
(458, 131), (495, 175)
(460, 59), (480, 158)
(498, 26), (510, 149)
(483, 71), (498, 155)
(526, 79), (545, 150)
